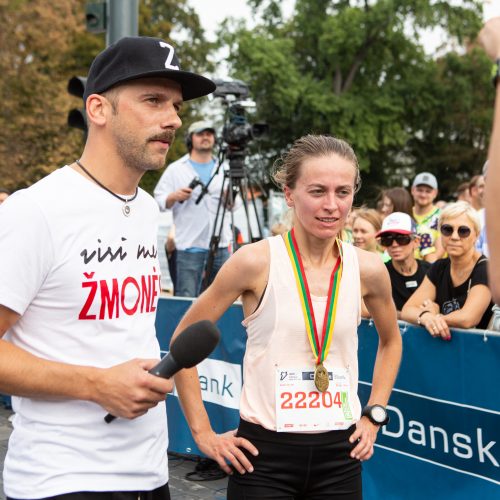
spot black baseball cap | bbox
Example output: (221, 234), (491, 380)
(83, 37), (216, 102)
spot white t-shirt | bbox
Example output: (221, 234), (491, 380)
(0, 167), (168, 498)
(153, 154), (232, 250)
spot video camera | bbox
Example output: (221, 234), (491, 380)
(212, 78), (268, 152)
(187, 176), (204, 190)
(181, 176), (205, 204)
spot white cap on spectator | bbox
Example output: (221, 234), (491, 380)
(377, 212), (417, 237)
(412, 172), (438, 189)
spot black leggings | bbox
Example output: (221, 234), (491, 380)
(7, 482), (170, 500)
(227, 420), (362, 500)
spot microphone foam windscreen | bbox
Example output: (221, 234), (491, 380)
(170, 320), (221, 368)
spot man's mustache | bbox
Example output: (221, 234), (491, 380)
(148, 130), (176, 143)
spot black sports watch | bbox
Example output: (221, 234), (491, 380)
(362, 404), (389, 426)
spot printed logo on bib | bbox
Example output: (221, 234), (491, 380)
(276, 366), (353, 432)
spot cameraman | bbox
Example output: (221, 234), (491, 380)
(154, 121), (232, 297)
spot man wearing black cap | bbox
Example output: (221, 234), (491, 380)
(154, 120), (233, 297)
(0, 37), (215, 499)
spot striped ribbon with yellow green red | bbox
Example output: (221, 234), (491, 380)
(284, 228), (343, 365)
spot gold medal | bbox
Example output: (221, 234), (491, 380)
(284, 230), (343, 396)
(314, 363), (329, 392)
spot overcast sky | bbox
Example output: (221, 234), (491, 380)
(188, 0), (294, 41)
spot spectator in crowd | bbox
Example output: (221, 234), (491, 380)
(352, 208), (387, 260)
(479, 17), (500, 304)
(469, 174), (485, 212)
(377, 212), (430, 317)
(0, 188), (10, 204)
(455, 182), (472, 203)
(0, 37), (216, 499)
(411, 172), (443, 263)
(171, 134), (402, 499)
(165, 225), (177, 292)
(379, 187), (413, 218)
(154, 120), (232, 297)
(342, 207), (358, 243)
(401, 202), (492, 337)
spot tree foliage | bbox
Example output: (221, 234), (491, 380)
(219, 0), (490, 201)
(1, 0), (493, 202)
(0, 0), (87, 190)
(0, 0), (212, 193)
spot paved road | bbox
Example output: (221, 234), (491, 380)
(0, 405), (227, 500)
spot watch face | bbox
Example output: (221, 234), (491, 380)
(371, 406), (387, 423)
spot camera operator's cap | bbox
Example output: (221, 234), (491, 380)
(188, 120), (216, 135)
(83, 37), (216, 102)
(412, 172), (438, 190)
(376, 212), (417, 237)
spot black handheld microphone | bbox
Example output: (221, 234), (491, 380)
(104, 320), (220, 423)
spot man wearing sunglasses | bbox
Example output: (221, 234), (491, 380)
(377, 212), (430, 316)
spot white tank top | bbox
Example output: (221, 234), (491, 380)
(240, 234), (362, 431)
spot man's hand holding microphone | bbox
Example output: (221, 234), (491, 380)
(95, 358), (176, 421)
(103, 320), (220, 423)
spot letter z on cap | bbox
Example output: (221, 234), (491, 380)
(83, 37), (216, 102)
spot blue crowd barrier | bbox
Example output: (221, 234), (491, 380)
(156, 297), (499, 499)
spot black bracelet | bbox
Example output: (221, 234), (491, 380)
(417, 310), (431, 325)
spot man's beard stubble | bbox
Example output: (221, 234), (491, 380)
(115, 129), (176, 173)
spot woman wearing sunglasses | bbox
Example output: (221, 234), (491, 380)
(376, 212), (430, 318)
(401, 201), (493, 338)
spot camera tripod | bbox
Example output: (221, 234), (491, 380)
(199, 147), (264, 292)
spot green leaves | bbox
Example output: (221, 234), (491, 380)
(0, 0), (213, 192)
(0, 0), (490, 202)
(216, 0), (489, 200)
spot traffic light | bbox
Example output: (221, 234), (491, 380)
(86, 2), (106, 34)
(67, 76), (87, 132)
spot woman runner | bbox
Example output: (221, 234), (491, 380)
(173, 134), (402, 500)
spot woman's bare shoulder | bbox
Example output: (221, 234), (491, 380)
(227, 238), (271, 278)
(353, 246), (389, 293)
(354, 246), (385, 274)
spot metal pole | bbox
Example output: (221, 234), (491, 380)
(106, 0), (138, 46)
